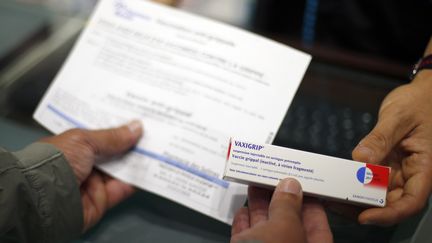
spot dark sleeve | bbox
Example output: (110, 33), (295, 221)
(0, 143), (83, 243)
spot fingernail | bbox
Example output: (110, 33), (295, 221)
(277, 178), (301, 195)
(356, 145), (375, 162)
(127, 120), (142, 135)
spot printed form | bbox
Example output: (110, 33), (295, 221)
(34, 0), (311, 223)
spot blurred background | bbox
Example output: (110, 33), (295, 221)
(0, 0), (431, 242)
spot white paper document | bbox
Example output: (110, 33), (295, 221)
(34, 0), (311, 223)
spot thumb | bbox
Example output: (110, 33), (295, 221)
(85, 120), (143, 157)
(268, 178), (303, 221)
(352, 113), (412, 164)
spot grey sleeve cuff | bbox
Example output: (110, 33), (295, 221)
(12, 142), (84, 243)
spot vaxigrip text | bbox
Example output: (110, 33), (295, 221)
(223, 139), (390, 207)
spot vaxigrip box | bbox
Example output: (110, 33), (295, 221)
(223, 139), (390, 207)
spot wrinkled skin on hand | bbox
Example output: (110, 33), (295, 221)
(40, 121), (143, 231)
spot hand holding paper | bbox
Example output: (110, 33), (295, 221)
(34, 0), (310, 223)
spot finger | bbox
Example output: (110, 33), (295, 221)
(81, 171), (107, 231)
(359, 174), (430, 225)
(268, 178), (303, 222)
(231, 207), (250, 236)
(352, 111), (413, 164)
(248, 186), (273, 226)
(86, 171), (108, 211)
(103, 177), (136, 208)
(303, 198), (333, 243)
(85, 120), (143, 157)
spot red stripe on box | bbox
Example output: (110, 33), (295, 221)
(366, 164), (390, 188)
(226, 139), (232, 161)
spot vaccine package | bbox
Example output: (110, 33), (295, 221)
(223, 139), (390, 207)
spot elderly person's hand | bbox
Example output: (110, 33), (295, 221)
(231, 178), (333, 243)
(40, 121), (143, 231)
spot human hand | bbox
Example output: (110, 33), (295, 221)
(231, 178), (333, 243)
(352, 73), (432, 225)
(40, 121), (143, 231)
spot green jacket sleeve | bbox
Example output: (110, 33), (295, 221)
(0, 143), (83, 243)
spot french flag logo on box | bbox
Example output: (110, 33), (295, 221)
(356, 164), (390, 188)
